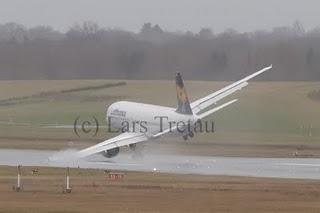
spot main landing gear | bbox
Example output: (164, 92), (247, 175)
(130, 143), (144, 160)
(183, 131), (194, 141)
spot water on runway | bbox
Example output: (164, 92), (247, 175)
(1, 149), (320, 180)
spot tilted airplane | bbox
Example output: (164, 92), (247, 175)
(78, 65), (272, 158)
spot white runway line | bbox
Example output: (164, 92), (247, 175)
(278, 163), (320, 167)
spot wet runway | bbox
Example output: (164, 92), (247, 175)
(1, 149), (320, 180)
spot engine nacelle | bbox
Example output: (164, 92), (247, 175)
(101, 147), (120, 158)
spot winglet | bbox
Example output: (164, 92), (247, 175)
(243, 65), (273, 82)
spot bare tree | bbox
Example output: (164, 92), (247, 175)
(0, 21), (319, 80)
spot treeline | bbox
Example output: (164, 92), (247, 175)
(0, 21), (319, 80)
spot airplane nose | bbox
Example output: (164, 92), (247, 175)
(106, 104), (114, 120)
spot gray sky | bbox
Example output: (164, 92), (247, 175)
(0, 0), (319, 33)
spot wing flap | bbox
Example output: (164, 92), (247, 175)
(192, 82), (247, 114)
(198, 99), (238, 119)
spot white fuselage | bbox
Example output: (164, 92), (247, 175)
(106, 101), (197, 136)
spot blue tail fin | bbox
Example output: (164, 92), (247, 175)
(175, 73), (193, 115)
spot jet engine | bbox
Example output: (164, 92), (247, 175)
(102, 147), (120, 158)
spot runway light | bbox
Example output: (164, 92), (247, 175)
(153, 168), (157, 172)
(12, 165), (22, 192)
(63, 167), (72, 194)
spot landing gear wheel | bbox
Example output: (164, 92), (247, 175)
(188, 132), (194, 138)
(131, 144), (144, 160)
(132, 149), (144, 160)
(183, 135), (188, 141)
(129, 143), (137, 151)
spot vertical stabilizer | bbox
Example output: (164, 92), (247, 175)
(175, 73), (193, 115)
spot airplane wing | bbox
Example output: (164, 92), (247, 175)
(78, 132), (148, 158)
(191, 65), (272, 115)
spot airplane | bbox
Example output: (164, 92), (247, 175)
(78, 65), (272, 158)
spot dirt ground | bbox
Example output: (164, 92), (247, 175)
(0, 166), (319, 213)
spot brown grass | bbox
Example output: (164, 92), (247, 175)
(0, 166), (319, 213)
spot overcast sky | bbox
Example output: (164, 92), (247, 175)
(0, 0), (318, 33)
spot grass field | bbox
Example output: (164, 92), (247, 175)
(0, 80), (319, 157)
(0, 81), (320, 212)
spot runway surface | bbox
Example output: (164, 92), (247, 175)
(1, 149), (320, 180)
